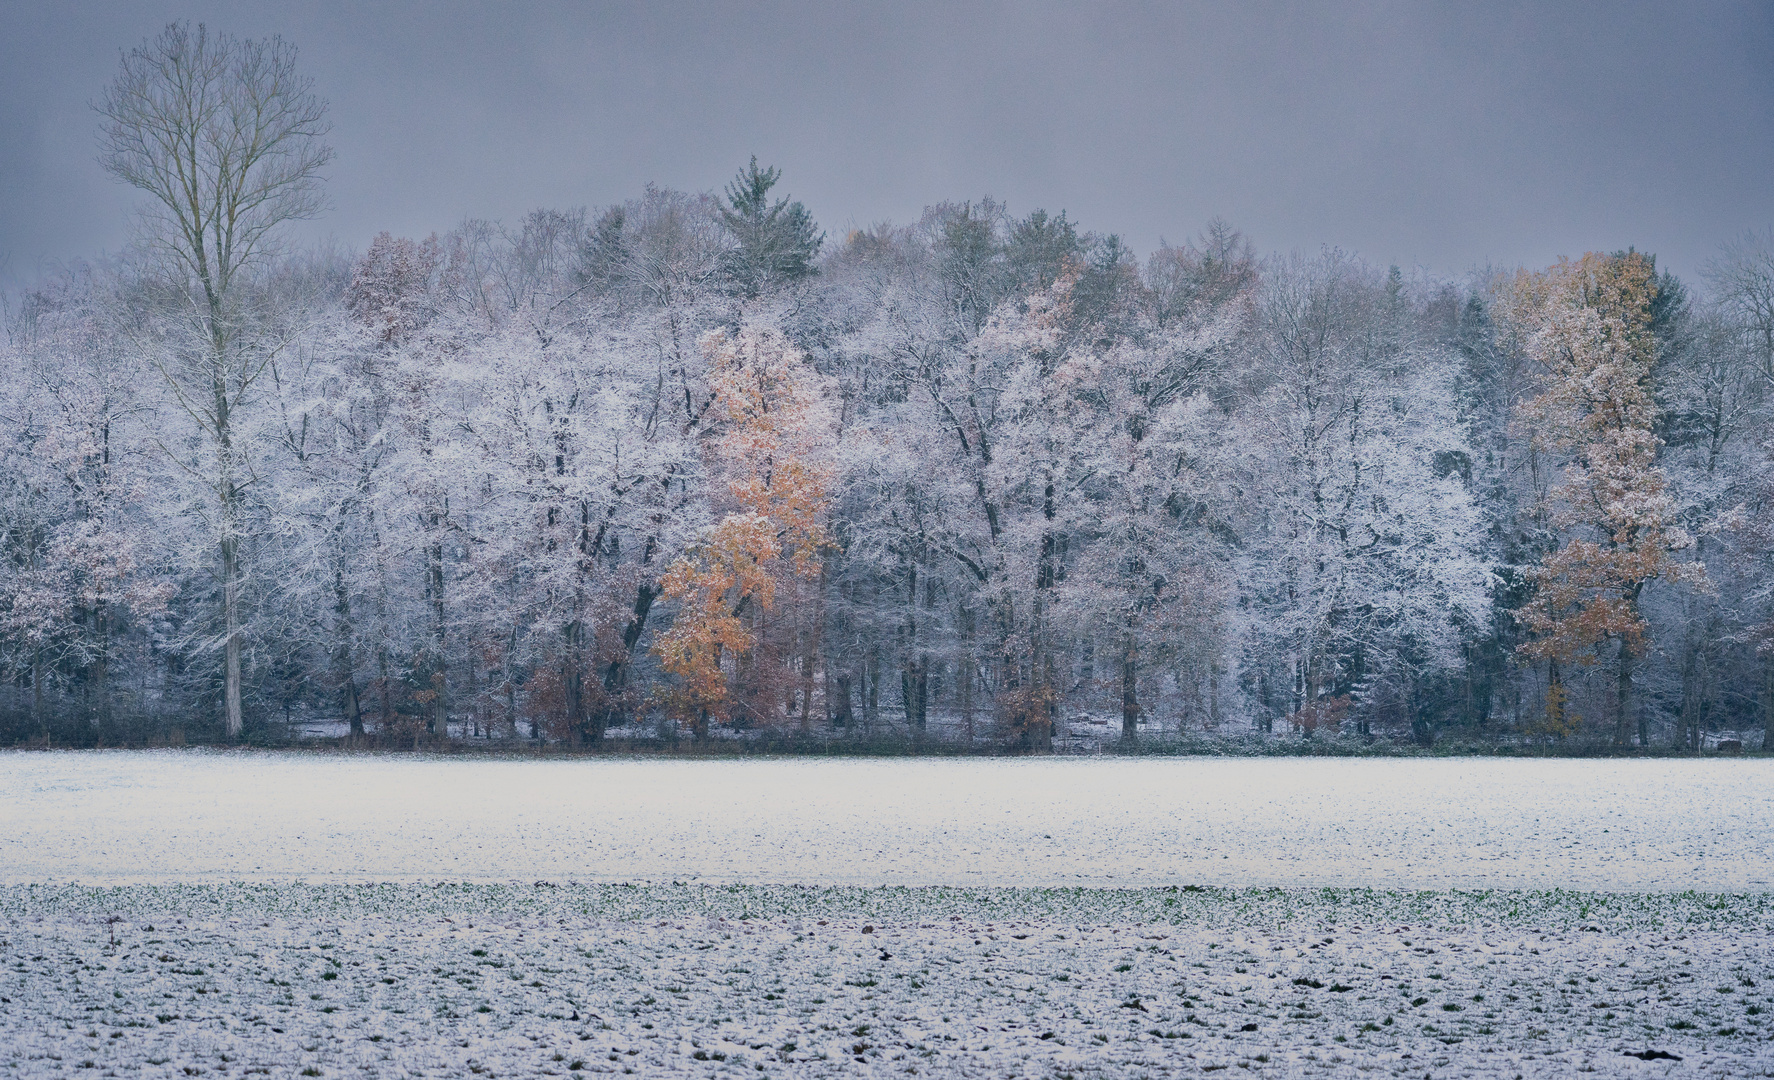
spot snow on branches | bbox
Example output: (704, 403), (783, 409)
(655, 327), (835, 737)
(1501, 252), (1706, 743)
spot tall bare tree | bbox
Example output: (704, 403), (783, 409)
(1707, 227), (1774, 386)
(98, 22), (332, 737)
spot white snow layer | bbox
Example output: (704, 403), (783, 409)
(2, 894), (1770, 1078)
(4, 753), (1773, 1077)
(2, 751), (1771, 889)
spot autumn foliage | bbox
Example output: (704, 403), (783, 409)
(654, 328), (834, 737)
(1499, 252), (1703, 738)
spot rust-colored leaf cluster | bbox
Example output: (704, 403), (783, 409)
(653, 328), (834, 734)
(1500, 253), (1702, 668)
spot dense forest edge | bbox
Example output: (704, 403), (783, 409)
(5, 24), (1774, 756)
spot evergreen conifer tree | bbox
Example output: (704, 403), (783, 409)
(717, 157), (822, 298)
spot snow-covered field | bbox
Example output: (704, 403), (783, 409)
(3, 885), (1771, 1078)
(2, 751), (1771, 889)
(3, 752), (1772, 1077)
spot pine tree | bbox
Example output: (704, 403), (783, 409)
(717, 158), (823, 298)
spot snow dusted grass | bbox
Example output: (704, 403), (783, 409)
(3, 752), (1773, 1076)
(3, 885), (1772, 1078)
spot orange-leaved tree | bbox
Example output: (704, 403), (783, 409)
(654, 327), (833, 738)
(1498, 252), (1702, 746)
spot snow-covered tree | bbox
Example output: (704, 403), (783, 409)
(0, 269), (173, 734)
(1498, 252), (1703, 746)
(1235, 254), (1491, 738)
(654, 326), (834, 739)
(97, 22), (332, 739)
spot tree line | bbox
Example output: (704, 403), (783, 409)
(3, 24), (1772, 751)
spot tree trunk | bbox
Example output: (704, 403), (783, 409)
(32, 649), (46, 738)
(222, 532), (242, 740)
(1120, 628), (1138, 740)
(1546, 658), (1564, 746)
(332, 543), (363, 738)
(901, 655), (928, 735)
(582, 579), (659, 739)
(1679, 644), (1699, 751)
(1043, 652), (1058, 749)
(960, 657), (975, 745)
(507, 626), (521, 739)
(800, 586), (820, 735)
(377, 646), (393, 734)
(1024, 637), (1047, 752)
(864, 645), (880, 732)
(1618, 638), (1636, 749)
(425, 524), (447, 741)
(1032, 476), (1058, 753)
(213, 347), (245, 743)
(565, 620), (587, 745)
(90, 603), (111, 735)
(899, 562), (924, 735)
(1762, 649), (1774, 753)
(343, 677), (363, 739)
(959, 605), (976, 743)
(832, 673), (854, 728)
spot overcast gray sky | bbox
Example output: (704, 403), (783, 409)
(2, 1), (1770, 289)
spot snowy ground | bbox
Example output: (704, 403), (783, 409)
(3, 752), (1772, 1077)
(2, 751), (1771, 889)
(3, 885), (1771, 1078)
